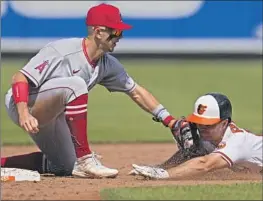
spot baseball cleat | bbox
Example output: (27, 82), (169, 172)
(72, 152), (118, 178)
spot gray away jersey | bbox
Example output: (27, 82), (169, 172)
(16, 38), (137, 93)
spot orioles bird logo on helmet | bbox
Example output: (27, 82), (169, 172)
(197, 104), (207, 115)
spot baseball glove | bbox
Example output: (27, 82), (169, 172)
(128, 119), (215, 176)
(129, 118), (213, 177)
(157, 118), (212, 169)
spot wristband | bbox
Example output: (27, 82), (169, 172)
(152, 104), (175, 127)
(12, 82), (29, 104)
(163, 115), (175, 127)
(152, 104), (166, 116)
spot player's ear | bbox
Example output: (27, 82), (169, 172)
(94, 27), (103, 40)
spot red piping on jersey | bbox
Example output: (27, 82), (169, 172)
(20, 69), (39, 87)
(82, 38), (97, 68)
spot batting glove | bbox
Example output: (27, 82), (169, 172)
(131, 164), (169, 179)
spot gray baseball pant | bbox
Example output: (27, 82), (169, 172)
(5, 76), (88, 176)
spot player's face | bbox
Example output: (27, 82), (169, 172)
(94, 27), (123, 52)
(197, 120), (228, 144)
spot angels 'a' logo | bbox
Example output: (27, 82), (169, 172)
(197, 104), (207, 115)
(35, 60), (49, 74)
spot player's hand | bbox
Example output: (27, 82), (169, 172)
(19, 113), (39, 133)
(18, 109), (39, 134)
(168, 119), (177, 129)
(128, 168), (139, 176)
(131, 164), (169, 179)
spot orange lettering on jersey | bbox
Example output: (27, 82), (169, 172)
(35, 60), (48, 73)
(197, 104), (207, 115)
(229, 123), (244, 133)
(229, 122), (260, 136)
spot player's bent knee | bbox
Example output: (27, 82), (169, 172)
(53, 169), (72, 176)
(48, 160), (75, 176)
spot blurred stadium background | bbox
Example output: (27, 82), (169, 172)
(1, 1), (262, 144)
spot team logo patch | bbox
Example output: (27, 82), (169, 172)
(217, 142), (226, 149)
(197, 104), (207, 115)
(35, 60), (49, 74)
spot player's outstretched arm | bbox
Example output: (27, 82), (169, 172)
(11, 72), (39, 133)
(128, 84), (177, 129)
(132, 153), (229, 179)
(166, 153), (229, 179)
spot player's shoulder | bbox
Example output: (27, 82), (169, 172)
(228, 122), (262, 140)
(223, 121), (257, 144)
(104, 53), (121, 63)
(103, 53), (123, 69)
(214, 123), (247, 151)
(44, 37), (84, 56)
(228, 122), (253, 135)
(221, 122), (245, 141)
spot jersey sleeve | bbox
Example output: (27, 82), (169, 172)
(213, 133), (251, 167)
(99, 55), (137, 93)
(19, 46), (63, 88)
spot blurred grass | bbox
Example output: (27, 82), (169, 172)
(100, 182), (263, 200)
(1, 58), (262, 145)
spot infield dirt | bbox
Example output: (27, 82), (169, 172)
(1, 143), (262, 200)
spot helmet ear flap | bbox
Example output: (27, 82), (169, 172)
(206, 92), (232, 121)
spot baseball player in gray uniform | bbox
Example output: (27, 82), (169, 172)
(1, 3), (179, 178)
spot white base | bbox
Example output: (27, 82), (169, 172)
(1, 168), (41, 182)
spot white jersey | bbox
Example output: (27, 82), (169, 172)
(11, 38), (136, 94)
(213, 122), (262, 167)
